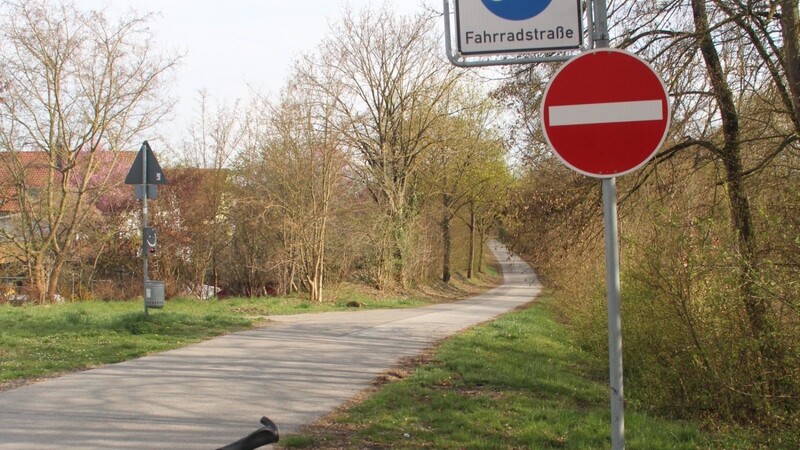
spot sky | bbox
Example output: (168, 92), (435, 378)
(75, 0), (439, 148)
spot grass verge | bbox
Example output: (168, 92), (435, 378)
(280, 295), (756, 449)
(0, 270), (501, 390)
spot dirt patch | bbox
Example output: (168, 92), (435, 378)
(279, 349), (437, 449)
(414, 271), (502, 303)
(0, 378), (37, 392)
(0, 371), (77, 393)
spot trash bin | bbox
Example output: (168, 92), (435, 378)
(145, 280), (165, 308)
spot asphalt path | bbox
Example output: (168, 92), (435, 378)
(0, 241), (540, 449)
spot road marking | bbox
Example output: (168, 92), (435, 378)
(548, 99), (663, 126)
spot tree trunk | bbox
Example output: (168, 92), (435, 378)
(477, 230), (486, 274)
(441, 204), (452, 284)
(781, 0), (800, 130)
(692, 0), (778, 399)
(212, 253), (218, 299)
(392, 213), (407, 288)
(307, 275), (320, 303)
(692, 0), (764, 342)
(33, 255), (48, 304)
(467, 203), (475, 279)
(305, 235), (325, 303)
(46, 256), (66, 302)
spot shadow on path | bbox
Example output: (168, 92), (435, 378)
(0, 241), (540, 449)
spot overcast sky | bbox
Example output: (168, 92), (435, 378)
(75, 0), (438, 147)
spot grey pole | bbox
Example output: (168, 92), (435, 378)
(593, 0), (624, 448)
(142, 143), (149, 317)
(603, 177), (624, 449)
(593, 0), (610, 47)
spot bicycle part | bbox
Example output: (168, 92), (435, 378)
(216, 416), (279, 450)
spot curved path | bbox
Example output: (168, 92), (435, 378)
(0, 241), (540, 449)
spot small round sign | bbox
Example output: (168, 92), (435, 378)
(480, 0), (552, 21)
(541, 48), (670, 178)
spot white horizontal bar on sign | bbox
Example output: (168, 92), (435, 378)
(549, 100), (663, 126)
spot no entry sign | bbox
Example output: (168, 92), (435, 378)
(541, 48), (670, 177)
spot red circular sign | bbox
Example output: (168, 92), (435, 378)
(541, 48), (670, 177)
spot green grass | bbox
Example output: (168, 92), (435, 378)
(0, 291), (443, 385)
(1, 274), (763, 448)
(281, 295), (756, 449)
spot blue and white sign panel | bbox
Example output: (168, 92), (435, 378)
(456, 0), (582, 56)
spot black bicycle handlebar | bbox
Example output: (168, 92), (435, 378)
(216, 416), (279, 450)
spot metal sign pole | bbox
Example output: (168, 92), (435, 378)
(125, 140), (167, 316)
(593, 0), (624, 448)
(442, 1), (630, 447)
(142, 145), (149, 317)
(603, 177), (624, 449)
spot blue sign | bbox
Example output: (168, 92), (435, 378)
(480, 0), (552, 21)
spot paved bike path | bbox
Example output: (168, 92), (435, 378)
(0, 242), (540, 449)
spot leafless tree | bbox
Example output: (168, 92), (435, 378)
(294, 5), (463, 288)
(615, 0), (800, 399)
(176, 92), (244, 297)
(240, 79), (349, 303)
(0, 0), (177, 302)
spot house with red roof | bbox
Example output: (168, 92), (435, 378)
(0, 150), (138, 289)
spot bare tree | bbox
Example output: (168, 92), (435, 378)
(182, 91), (243, 170)
(496, 0), (800, 426)
(614, 0), (800, 399)
(295, 5), (463, 288)
(0, 0), (177, 302)
(240, 80), (349, 303)
(176, 92), (243, 296)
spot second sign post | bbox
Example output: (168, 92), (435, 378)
(125, 141), (168, 316)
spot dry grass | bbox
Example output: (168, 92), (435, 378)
(283, 349), (438, 450)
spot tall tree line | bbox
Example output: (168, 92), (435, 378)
(0, 1), (512, 304)
(501, 0), (800, 436)
(0, 0), (177, 302)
